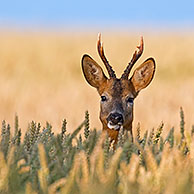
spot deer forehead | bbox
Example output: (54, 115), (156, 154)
(98, 79), (136, 98)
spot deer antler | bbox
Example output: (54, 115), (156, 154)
(97, 33), (116, 79)
(121, 36), (144, 79)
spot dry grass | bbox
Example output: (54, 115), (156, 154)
(0, 31), (193, 134)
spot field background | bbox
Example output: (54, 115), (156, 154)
(0, 31), (193, 135)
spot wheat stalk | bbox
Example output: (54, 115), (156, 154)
(38, 143), (49, 193)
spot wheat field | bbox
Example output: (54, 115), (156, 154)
(0, 30), (194, 194)
(0, 31), (193, 134)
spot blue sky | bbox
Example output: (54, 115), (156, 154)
(0, 0), (194, 30)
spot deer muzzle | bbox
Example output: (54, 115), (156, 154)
(107, 112), (124, 130)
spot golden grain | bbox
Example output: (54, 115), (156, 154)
(38, 143), (49, 193)
(0, 32), (193, 135)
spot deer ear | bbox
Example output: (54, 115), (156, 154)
(81, 54), (107, 88)
(131, 58), (156, 93)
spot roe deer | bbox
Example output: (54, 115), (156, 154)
(81, 34), (156, 143)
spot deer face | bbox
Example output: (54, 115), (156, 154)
(81, 34), (155, 141)
(99, 78), (135, 131)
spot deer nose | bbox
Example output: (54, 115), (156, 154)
(107, 113), (124, 125)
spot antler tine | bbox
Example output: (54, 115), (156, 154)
(97, 33), (116, 78)
(121, 36), (144, 79)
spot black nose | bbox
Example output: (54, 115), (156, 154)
(107, 113), (124, 125)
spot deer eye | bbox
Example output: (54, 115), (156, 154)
(127, 97), (134, 104)
(101, 96), (107, 102)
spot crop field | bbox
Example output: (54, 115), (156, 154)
(0, 31), (193, 133)
(0, 31), (193, 193)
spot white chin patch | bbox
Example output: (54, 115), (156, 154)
(107, 122), (122, 130)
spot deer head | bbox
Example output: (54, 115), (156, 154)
(81, 34), (156, 142)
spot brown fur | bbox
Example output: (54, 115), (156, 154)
(98, 78), (136, 142)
